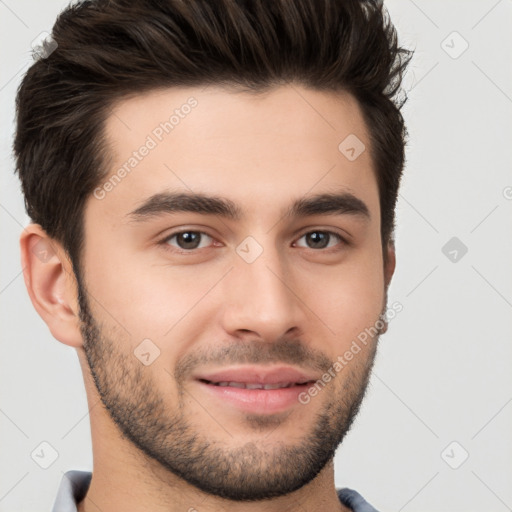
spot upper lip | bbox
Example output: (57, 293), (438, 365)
(194, 366), (319, 385)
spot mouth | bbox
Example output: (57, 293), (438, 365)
(198, 379), (315, 390)
(192, 366), (319, 415)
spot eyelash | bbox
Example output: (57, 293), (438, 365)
(159, 229), (348, 254)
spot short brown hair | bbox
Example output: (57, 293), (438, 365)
(14, 0), (412, 272)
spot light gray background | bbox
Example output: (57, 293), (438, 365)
(1, 1), (511, 511)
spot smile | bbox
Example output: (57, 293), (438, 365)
(200, 380), (312, 389)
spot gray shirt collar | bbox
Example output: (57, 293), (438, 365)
(52, 470), (379, 512)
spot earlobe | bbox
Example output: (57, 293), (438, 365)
(20, 225), (83, 348)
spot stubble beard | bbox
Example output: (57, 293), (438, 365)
(77, 282), (379, 501)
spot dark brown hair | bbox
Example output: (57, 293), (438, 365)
(14, 0), (412, 273)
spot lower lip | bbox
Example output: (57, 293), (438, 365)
(195, 380), (312, 415)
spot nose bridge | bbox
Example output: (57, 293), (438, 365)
(221, 238), (302, 338)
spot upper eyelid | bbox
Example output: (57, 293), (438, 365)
(294, 227), (346, 240)
(160, 227), (214, 242)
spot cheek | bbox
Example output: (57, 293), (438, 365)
(84, 248), (222, 344)
(300, 252), (385, 346)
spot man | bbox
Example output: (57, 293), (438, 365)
(14, 0), (411, 510)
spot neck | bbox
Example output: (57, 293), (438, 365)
(77, 439), (348, 512)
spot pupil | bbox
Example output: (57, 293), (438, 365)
(178, 232), (200, 249)
(307, 232), (328, 249)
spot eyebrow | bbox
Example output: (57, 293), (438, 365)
(127, 191), (370, 223)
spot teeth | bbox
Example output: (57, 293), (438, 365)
(224, 381), (246, 388)
(263, 383), (292, 389)
(246, 383), (264, 389)
(213, 381), (293, 389)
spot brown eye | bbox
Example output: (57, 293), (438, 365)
(295, 231), (343, 250)
(164, 231), (213, 250)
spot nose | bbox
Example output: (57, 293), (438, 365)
(219, 244), (305, 342)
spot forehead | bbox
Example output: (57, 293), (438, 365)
(91, 84), (378, 225)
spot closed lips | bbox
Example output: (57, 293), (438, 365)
(194, 365), (320, 390)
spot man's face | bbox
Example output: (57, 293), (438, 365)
(77, 84), (392, 500)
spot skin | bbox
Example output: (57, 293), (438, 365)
(21, 84), (395, 512)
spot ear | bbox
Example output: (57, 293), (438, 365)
(378, 240), (396, 335)
(20, 224), (83, 348)
(384, 239), (396, 290)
